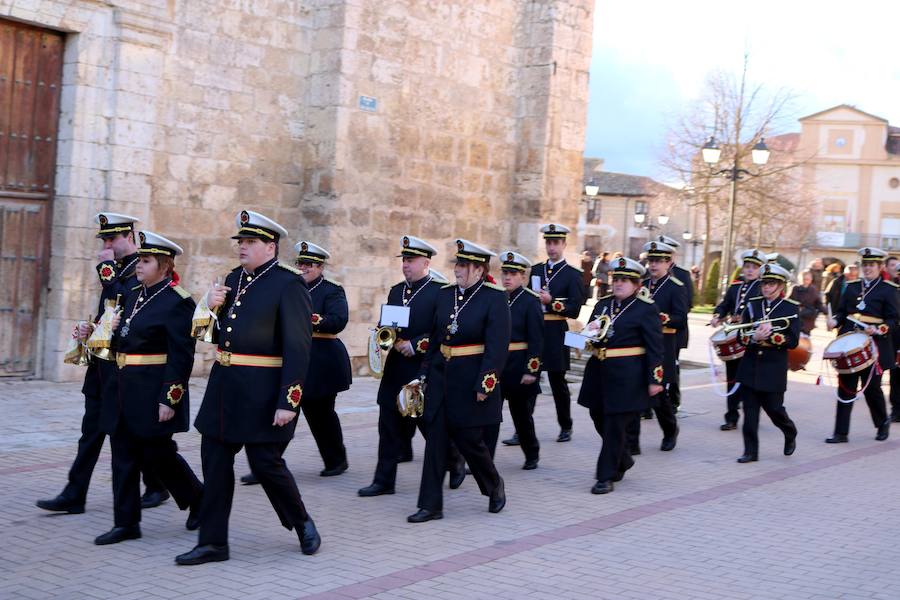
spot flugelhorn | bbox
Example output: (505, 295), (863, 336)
(583, 314), (612, 343)
(398, 378), (425, 418)
(86, 294), (121, 360)
(722, 314), (798, 334)
(367, 326), (398, 379)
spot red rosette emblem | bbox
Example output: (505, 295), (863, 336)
(481, 372), (497, 394)
(551, 300), (564, 313)
(527, 357), (540, 373)
(771, 332), (786, 346)
(653, 365), (664, 383)
(660, 312), (670, 324)
(99, 265), (115, 281)
(166, 384), (185, 405)
(311, 313), (323, 326)
(416, 339), (429, 353)
(878, 324), (889, 336)
(287, 384), (303, 408)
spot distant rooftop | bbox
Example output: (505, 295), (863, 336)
(587, 171), (668, 197)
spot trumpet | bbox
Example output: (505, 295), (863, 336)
(398, 378), (425, 418)
(583, 314), (612, 343)
(367, 326), (398, 379)
(722, 314), (798, 334)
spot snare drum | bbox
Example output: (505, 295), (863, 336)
(823, 332), (875, 374)
(710, 327), (745, 361)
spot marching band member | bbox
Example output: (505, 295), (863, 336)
(358, 236), (465, 497)
(407, 240), (509, 523)
(487, 251), (543, 469)
(36, 213), (166, 515)
(710, 249), (765, 430)
(176, 210), (320, 565)
(526, 224), (586, 444)
(627, 241), (687, 453)
(95, 232), (202, 544)
(577, 257), (664, 495)
(653, 235), (694, 412)
(294, 241), (351, 476)
(826, 247), (899, 443)
(733, 263), (799, 462)
(885, 254), (900, 422)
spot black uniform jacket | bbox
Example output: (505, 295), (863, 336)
(101, 280), (196, 438)
(419, 280), (511, 428)
(304, 276), (352, 399)
(377, 275), (443, 405)
(577, 293), (665, 415)
(736, 296), (800, 393)
(714, 278), (761, 322)
(670, 264), (693, 349)
(195, 258), (313, 443)
(530, 260), (586, 372)
(83, 253), (140, 398)
(834, 278), (899, 370)
(500, 286), (543, 395)
(643, 274), (688, 386)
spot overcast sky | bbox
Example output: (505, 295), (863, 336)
(584, 0), (900, 181)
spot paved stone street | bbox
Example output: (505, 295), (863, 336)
(3, 317), (900, 599)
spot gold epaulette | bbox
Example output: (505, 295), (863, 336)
(172, 285), (191, 299)
(669, 275), (684, 286)
(441, 283), (455, 289)
(885, 280), (899, 288)
(748, 296), (763, 301)
(278, 262), (301, 275)
(637, 294), (654, 304)
(325, 277), (342, 287)
(784, 298), (799, 305)
(131, 284), (142, 291)
(523, 287), (541, 298)
(484, 281), (505, 291)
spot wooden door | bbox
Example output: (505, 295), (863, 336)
(0, 19), (63, 376)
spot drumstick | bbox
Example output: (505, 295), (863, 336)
(847, 316), (869, 330)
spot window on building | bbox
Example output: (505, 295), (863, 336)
(882, 217), (900, 249)
(634, 200), (648, 215)
(586, 200), (601, 224)
(822, 212), (846, 232)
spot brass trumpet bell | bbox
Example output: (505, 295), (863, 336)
(375, 326), (397, 351)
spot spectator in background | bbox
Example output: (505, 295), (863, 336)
(807, 258), (825, 291)
(580, 250), (595, 299)
(690, 265), (701, 293)
(789, 270), (826, 335)
(825, 264), (857, 315)
(591, 251), (610, 299)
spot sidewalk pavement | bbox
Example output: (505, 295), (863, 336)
(3, 317), (900, 600)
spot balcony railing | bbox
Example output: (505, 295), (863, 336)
(813, 231), (900, 250)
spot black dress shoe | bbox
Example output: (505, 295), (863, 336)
(358, 483), (395, 497)
(591, 480), (614, 494)
(784, 436), (797, 456)
(720, 422), (737, 431)
(736, 453), (758, 463)
(396, 452), (414, 463)
(502, 433), (520, 446)
(660, 427), (679, 452)
(628, 444), (641, 456)
(825, 434), (848, 444)
(240, 472), (259, 485)
(141, 489), (170, 509)
(95, 525), (141, 545)
(35, 495), (85, 514)
(876, 422), (890, 441)
(448, 467), (465, 490)
(298, 517), (321, 555)
(488, 478), (506, 513)
(522, 458), (539, 470)
(320, 461), (349, 477)
(175, 544), (229, 565)
(407, 508), (443, 523)
(557, 429), (572, 443)
(185, 505), (201, 531)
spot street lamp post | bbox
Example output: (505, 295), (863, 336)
(702, 137), (770, 294)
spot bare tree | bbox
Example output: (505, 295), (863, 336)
(659, 54), (814, 292)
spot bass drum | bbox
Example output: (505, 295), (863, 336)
(787, 333), (812, 371)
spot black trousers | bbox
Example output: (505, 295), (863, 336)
(890, 367), (900, 417)
(110, 429), (201, 527)
(724, 359), (742, 424)
(669, 352), (682, 409)
(741, 386), (797, 456)
(198, 436), (310, 546)
(417, 405), (501, 512)
(483, 386), (540, 460)
(835, 368), (888, 435)
(589, 409), (636, 482)
(301, 393), (347, 469)
(626, 391), (678, 446)
(63, 393), (162, 503)
(547, 370), (573, 430)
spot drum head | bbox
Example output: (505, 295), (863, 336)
(710, 328), (737, 343)
(824, 332), (869, 357)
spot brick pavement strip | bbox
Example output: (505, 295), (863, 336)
(3, 326), (900, 599)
